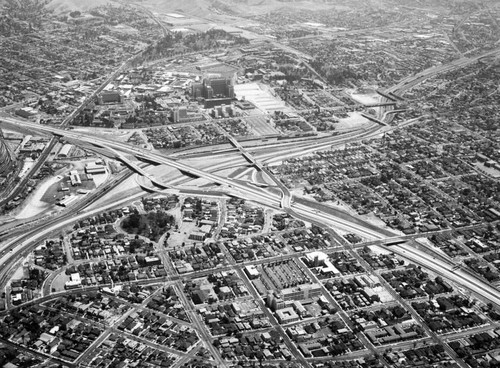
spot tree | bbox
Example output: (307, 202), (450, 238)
(25, 318), (41, 334)
(123, 212), (141, 230)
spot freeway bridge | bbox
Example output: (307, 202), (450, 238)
(362, 101), (397, 108)
(226, 135), (263, 170)
(361, 113), (388, 126)
(121, 159), (172, 190)
(376, 90), (398, 101)
(113, 153), (172, 190)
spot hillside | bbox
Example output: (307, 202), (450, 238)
(1, 0), (339, 17)
(4, 0), (486, 20)
(45, 0), (214, 16)
(129, 0), (211, 17)
(47, 0), (121, 12)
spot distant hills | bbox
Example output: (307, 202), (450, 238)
(46, 0), (120, 12)
(2, 0), (491, 18)
(1, 0), (338, 17)
(51, 0), (211, 14)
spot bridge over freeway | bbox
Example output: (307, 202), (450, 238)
(362, 102), (397, 108)
(115, 155), (172, 190)
(85, 140), (174, 191)
(226, 135), (264, 171)
(376, 89), (405, 102)
(361, 113), (388, 126)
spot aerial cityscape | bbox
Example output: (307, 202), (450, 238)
(0, 0), (500, 367)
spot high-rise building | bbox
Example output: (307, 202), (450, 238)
(171, 106), (189, 123)
(267, 292), (285, 311)
(204, 77), (233, 98)
(191, 77), (235, 108)
(192, 83), (204, 99)
(172, 108), (180, 123)
(0, 128), (14, 177)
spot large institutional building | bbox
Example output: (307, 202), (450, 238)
(191, 77), (235, 108)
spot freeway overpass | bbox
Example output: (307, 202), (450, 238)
(110, 151), (173, 190)
(361, 113), (387, 126)
(362, 102), (397, 108)
(118, 157), (172, 190)
(376, 90), (398, 101)
(226, 135), (263, 170)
